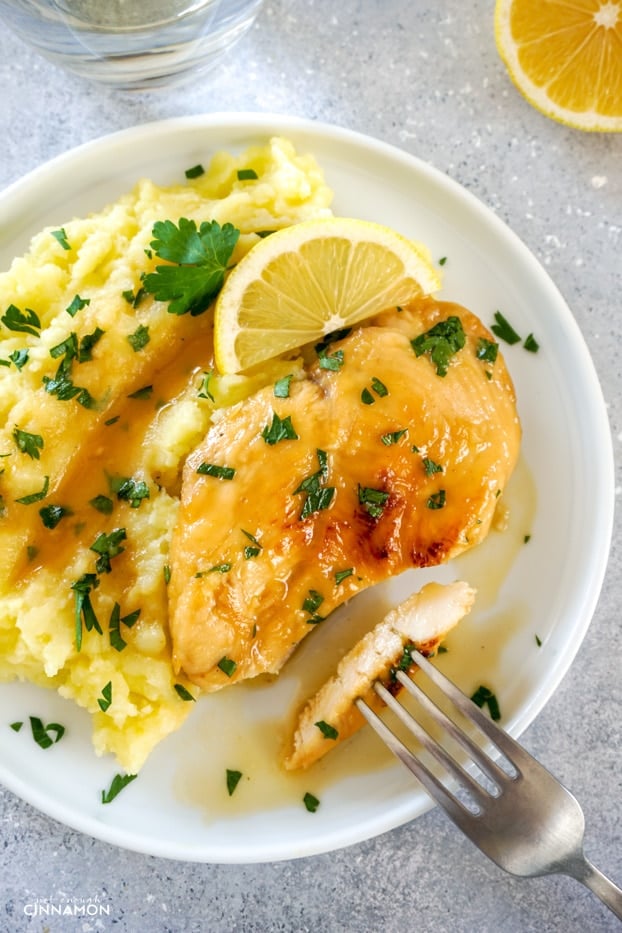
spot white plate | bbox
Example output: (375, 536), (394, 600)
(0, 114), (613, 863)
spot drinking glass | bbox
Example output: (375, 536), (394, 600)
(0, 0), (264, 89)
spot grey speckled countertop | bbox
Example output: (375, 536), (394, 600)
(1, 2), (621, 931)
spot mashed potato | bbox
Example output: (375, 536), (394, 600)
(0, 137), (333, 772)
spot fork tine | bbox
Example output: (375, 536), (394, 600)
(393, 669), (511, 787)
(355, 696), (472, 823)
(410, 649), (535, 771)
(373, 681), (493, 808)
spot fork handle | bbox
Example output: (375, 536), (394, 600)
(568, 857), (622, 920)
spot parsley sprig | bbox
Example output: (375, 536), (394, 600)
(143, 218), (240, 316)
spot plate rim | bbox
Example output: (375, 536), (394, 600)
(0, 111), (614, 863)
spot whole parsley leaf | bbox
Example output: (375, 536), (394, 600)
(143, 218), (240, 316)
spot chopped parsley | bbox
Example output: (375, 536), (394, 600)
(535, 634), (542, 647)
(237, 168), (258, 180)
(98, 681), (112, 712)
(491, 311), (521, 345)
(185, 163), (205, 179)
(273, 374), (293, 398)
(142, 218), (240, 316)
(302, 589), (325, 623)
(127, 324), (150, 352)
(523, 333), (539, 353)
(89, 494), (114, 515)
(12, 427), (43, 460)
(49, 333), (77, 361)
(242, 529), (261, 559)
(358, 485), (389, 519)
(423, 457), (443, 476)
(174, 683), (196, 702)
(89, 527), (127, 574)
(101, 772), (137, 804)
(476, 338), (499, 363)
(389, 642), (416, 682)
(196, 462), (236, 480)
(217, 656), (237, 677)
(261, 412), (299, 445)
(29, 716), (65, 749)
(362, 377), (389, 404)
(43, 366), (94, 405)
(303, 792), (320, 813)
(411, 316), (466, 376)
(43, 331), (99, 408)
(470, 685), (501, 721)
(39, 504), (72, 529)
(381, 428), (408, 446)
(226, 769), (243, 796)
(315, 720), (339, 740)
(71, 573), (101, 651)
(15, 475), (49, 505)
(8, 348), (30, 370)
(294, 449), (335, 519)
(371, 376), (388, 397)
(108, 475), (150, 508)
(108, 602), (139, 652)
(334, 568), (353, 585)
(1, 304), (41, 337)
(197, 370), (215, 401)
(65, 294), (90, 318)
(51, 228), (71, 250)
(10, 721), (23, 732)
(426, 489), (446, 510)
(127, 384), (152, 400)
(317, 348), (344, 371)
(122, 287), (146, 308)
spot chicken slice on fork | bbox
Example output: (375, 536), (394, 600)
(168, 298), (520, 691)
(284, 580), (476, 770)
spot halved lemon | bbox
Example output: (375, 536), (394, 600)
(495, 0), (622, 132)
(213, 217), (441, 374)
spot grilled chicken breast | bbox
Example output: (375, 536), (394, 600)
(284, 580), (475, 770)
(168, 298), (520, 690)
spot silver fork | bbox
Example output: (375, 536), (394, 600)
(355, 650), (622, 920)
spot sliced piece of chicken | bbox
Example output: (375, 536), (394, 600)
(283, 580), (475, 770)
(168, 298), (520, 690)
